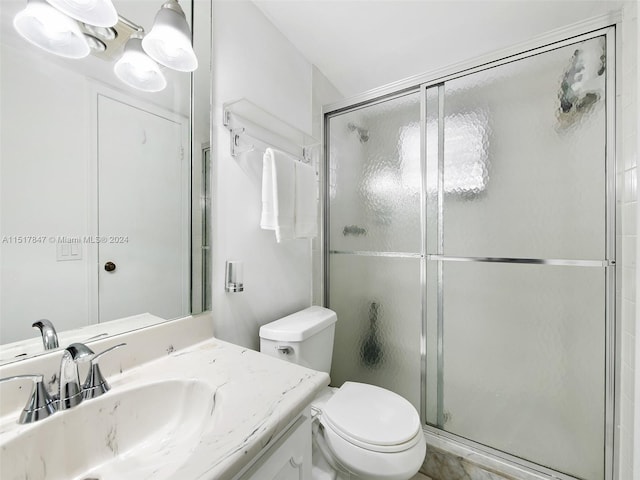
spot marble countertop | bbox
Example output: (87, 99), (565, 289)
(0, 337), (330, 480)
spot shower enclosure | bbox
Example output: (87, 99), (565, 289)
(324, 28), (615, 480)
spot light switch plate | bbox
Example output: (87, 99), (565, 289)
(57, 242), (82, 261)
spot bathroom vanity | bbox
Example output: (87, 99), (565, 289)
(0, 315), (329, 480)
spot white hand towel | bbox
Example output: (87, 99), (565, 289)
(260, 148), (295, 242)
(260, 150), (276, 229)
(294, 161), (318, 238)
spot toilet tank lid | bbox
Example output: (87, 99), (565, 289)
(259, 306), (337, 342)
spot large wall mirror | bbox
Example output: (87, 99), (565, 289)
(0, 0), (211, 363)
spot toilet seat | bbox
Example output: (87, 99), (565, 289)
(313, 382), (426, 480)
(321, 382), (422, 453)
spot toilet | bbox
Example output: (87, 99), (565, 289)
(259, 306), (426, 480)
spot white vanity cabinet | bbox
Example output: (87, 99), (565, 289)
(234, 410), (312, 480)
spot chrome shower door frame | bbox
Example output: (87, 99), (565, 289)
(322, 20), (619, 480)
(418, 25), (617, 480)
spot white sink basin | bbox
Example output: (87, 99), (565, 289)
(1, 379), (214, 480)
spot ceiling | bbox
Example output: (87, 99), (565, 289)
(254, 0), (622, 98)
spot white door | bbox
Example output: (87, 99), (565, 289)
(97, 94), (188, 322)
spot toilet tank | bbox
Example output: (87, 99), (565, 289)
(259, 306), (337, 373)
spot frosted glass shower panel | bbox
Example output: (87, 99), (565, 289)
(328, 254), (421, 410)
(425, 85), (440, 255)
(440, 261), (605, 480)
(441, 37), (606, 260)
(328, 92), (421, 253)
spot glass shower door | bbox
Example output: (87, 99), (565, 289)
(324, 31), (613, 480)
(425, 35), (611, 480)
(326, 91), (422, 410)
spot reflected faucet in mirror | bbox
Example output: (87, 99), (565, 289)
(32, 319), (59, 351)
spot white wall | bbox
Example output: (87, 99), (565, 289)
(635, 2), (640, 475)
(619, 2), (639, 480)
(0, 47), (91, 343)
(209, 1), (341, 349)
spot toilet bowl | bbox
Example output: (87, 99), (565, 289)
(259, 306), (425, 480)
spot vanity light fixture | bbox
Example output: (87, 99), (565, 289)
(84, 34), (106, 53)
(142, 0), (198, 72)
(13, 0), (196, 93)
(114, 32), (167, 93)
(13, 0), (90, 59)
(45, 0), (118, 28)
(82, 23), (117, 41)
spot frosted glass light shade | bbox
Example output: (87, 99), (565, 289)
(13, 0), (90, 59)
(45, 0), (117, 28)
(141, 0), (197, 72)
(114, 36), (167, 93)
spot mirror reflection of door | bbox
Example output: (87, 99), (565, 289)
(96, 93), (189, 322)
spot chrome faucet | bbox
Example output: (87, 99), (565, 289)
(0, 342), (126, 424)
(58, 342), (127, 409)
(32, 319), (59, 350)
(58, 343), (94, 410)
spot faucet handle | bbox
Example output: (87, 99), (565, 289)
(32, 319), (59, 350)
(82, 343), (126, 399)
(0, 374), (57, 424)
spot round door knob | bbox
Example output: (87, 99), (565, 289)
(104, 261), (116, 272)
